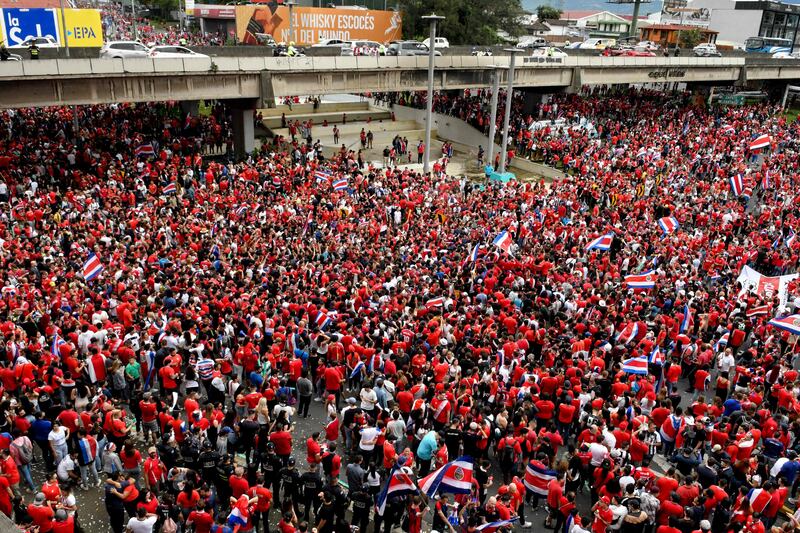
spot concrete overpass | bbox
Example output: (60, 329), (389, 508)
(4, 54), (797, 109)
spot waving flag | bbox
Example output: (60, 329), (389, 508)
(649, 345), (664, 365)
(418, 456), (474, 497)
(787, 231), (797, 249)
(492, 231), (513, 255)
(749, 134), (771, 151)
(746, 304), (771, 319)
(617, 322), (640, 345)
(679, 303), (691, 334)
(476, 517), (519, 532)
(51, 333), (66, 357)
(82, 253), (104, 281)
(769, 314), (800, 335)
(714, 333), (729, 352)
(658, 216), (679, 235)
(315, 170), (332, 183)
(624, 270), (657, 290)
(729, 173), (744, 196)
(762, 171), (772, 190)
(0, 286), (16, 296)
(162, 182), (177, 195)
(523, 461), (556, 495)
(235, 205), (248, 218)
(586, 232), (614, 252)
(425, 297), (445, 309)
(464, 243), (480, 266)
(376, 465), (417, 516)
(316, 310), (332, 330)
(333, 179), (348, 191)
(135, 143), (155, 157)
(747, 487), (772, 513)
(622, 355), (649, 375)
(350, 360), (365, 380)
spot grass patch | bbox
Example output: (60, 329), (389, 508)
(784, 108), (800, 124)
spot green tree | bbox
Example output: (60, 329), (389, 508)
(536, 5), (562, 21)
(679, 28), (703, 48)
(398, 0), (525, 45)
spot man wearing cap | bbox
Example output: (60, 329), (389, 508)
(592, 496), (613, 533)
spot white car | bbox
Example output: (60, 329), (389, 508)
(311, 39), (350, 48)
(531, 46), (568, 58)
(636, 40), (660, 52)
(693, 43), (721, 57)
(422, 37), (449, 49)
(773, 51), (800, 59)
(148, 46), (209, 59)
(569, 38), (616, 49)
(99, 41), (151, 59)
(10, 36), (58, 49)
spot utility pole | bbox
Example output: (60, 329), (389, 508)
(498, 49), (519, 174)
(421, 13), (444, 174)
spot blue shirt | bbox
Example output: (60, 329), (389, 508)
(417, 431), (438, 460)
(780, 460), (800, 484)
(722, 398), (741, 417)
(31, 419), (52, 441)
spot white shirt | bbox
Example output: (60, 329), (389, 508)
(718, 353), (735, 373)
(771, 457), (789, 478)
(360, 388), (377, 411)
(56, 456), (75, 481)
(48, 427), (67, 448)
(588, 442), (609, 466)
(126, 516), (157, 533)
(359, 427), (381, 451)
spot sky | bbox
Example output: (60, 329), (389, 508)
(522, 0), (635, 15)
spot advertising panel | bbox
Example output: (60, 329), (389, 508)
(235, 5), (402, 45)
(0, 8), (102, 48)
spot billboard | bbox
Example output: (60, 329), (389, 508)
(0, 8), (102, 48)
(235, 5), (402, 45)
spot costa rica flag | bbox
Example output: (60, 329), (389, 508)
(746, 304), (771, 318)
(523, 461), (556, 496)
(82, 253), (104, 282)
(425, 297), (445, 309)
(616, 322), (640, 345)
(769, 314), (800, 335)
(418, 456), (474, 497)
(624, 270), (657, 290)
(315, 170), (332, 183)
(622, 355), (649, 375)
(658, 216), (679, 235)
(376, 465), (417, 516)
(492, 231), (513, 255)
(749, 134), (771, 151)
(162, 182), (177, 195)
(333, 179), (348, 191)
(729, 173), (744, 196)
(135, 143), (155, 157)
(586, 232), (614, 252)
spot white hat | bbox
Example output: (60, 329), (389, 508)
(700, 520), (711, 530)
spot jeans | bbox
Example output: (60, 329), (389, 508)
(80, 462), (100, 486)
(53, 443), (68, 465)
(18, 463), (35, 491)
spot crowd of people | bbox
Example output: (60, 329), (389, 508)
(0, 84), (799, 533)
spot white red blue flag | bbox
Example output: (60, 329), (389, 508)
(624, 270), (657, 290)
(747, 487), (772, 513)
(649, 345), (664, 365)
(622, 355), (649, 375)
(679, 303), (691, 334)
(714, 333), (729, 351)
(82, 253), (104, 281)
(749, 134), (771, 151)
(162, 182), (177, 195)
(586, 232), (614, 252)
(51, 333), (66, 357)
(523, 461), (556, 496)
(746, 304), (771, 319)
(425, 297), (444, 309)
(135, 143), (155, 157)
(464, 243), (480, 266)
(476, 517), (519, 532)
(729, 173), (744, 196)
(658, 216), (679, 235)
(235, 205), (248, 217)
(316, 310), (332, 330)
(492, 231), (513, 255)
(376, 465), (417, 515)
(315, 170), (332, 183)
(418, 456), (474, 497)
(769, 314), (800, 335)
(617, 322), (640, 345)
(350, 360), (365, 380)
(787, 231), (797, 249)
(333, 179), (348, 191)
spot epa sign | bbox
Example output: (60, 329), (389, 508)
(2, 8), (60, 47)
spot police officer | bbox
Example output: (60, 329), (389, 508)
(279, 456), (301, 513)
(215, 453), (235, 504)
(198, 442), (220, 486)
(28, 41), (40, 60)
(179, 37), (187, 46)
(378, 43), (386, 56)
(349, 485), (372, 533)
(300, 463), (322, 521)
(287, 42), (297, 57)
(261, 442), (283, 497)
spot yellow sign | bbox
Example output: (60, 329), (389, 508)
(58, 9), (103, 48)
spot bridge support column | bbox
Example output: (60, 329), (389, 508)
(232, 108), (255, 158)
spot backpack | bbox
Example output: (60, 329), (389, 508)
(500, 438), (515, 465)
(161, 517), (178, 533)
(12, 440), (32, 465)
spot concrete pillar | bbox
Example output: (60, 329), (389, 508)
(232, 108), (255, 157)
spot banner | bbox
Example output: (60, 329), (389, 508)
(185, 0), (195, 16)
(0, 8), (102, 48)
(736, 265), (798, 306)
(235, 5), (401, 45)
(58, 9), (103, 48)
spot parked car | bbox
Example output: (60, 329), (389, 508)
(148, 46), (209, 59)
(693, 43), (721, 57)
(772, 51), (800, 59)
(516, 37), (548, 49)
(471, 47), (493, 57)
(531, 46), (568, 58)
(386, 41), (441, 56)
(10, 36), (58, 49)
(422, 37), (449, 49)
(99, 40), (151, 59)
(341, 40), (381, 56)
(254, 33), (276, 46)
(568, 38), (616, 49)
(602, 47), (655, 57)
(636, 40), (660, 52)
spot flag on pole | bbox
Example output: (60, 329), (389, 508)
(315, 170), (332, 183)
(425, 297), (445, 309)
(375, 465), (417, 516)
(464, 243), (480, 266)
(51, 333), (66, 357)
(586, 233), (614, 252)
(82, 253), (104, 281)
(162, 182), (177, 195)
(492, 231), (513, 255)
(333, 179), (348, 191)
(729, 173), (744, 196)
(749, 134), (771, 151)
(768, 314), (800, 335)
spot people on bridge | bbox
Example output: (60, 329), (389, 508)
(28, 42), (39, 60)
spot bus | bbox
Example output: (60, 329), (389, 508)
(744, 36), (792, 53)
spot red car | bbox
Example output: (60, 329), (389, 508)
(601, 47), (656, 57)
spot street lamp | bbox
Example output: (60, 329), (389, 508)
(285, 1), (296, 44)
(132, 0), (138, 41)
(498, 49), (519, 174)
(58, 0), (70, 58)
(421, 14), (444, 174)
(486, 67), (500, 170)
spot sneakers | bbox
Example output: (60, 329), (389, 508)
(79, 484), (88, 491)
(522, 522), (532, 528)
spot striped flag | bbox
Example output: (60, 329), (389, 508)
(768, 314), (800, 335)
(315, 170), (332, 183)
(679, 303), (691, 334)
(622, 355), (649, 375)
(492, 231), (513, 255)
(524, 461), (556, 495)
(235, 205), (248, 217)
(51, 333), (66, 357)
(333, 179), (348, 191)
(658, 216), (679, 235)
(714, 332), (729, 351)
(787, 231), (797, 249)
(82, 253), (104, 281)
(729, 173), (744, 196)
(649, 345), (664, 365)
(375, 465), (418, 516)
(749, 134), (771, 151)
(350, 361), (365, 380)
(316, 310), (333, 330)
(586, 232), (614, 252)
(418, 456), (474, 497)
(135, 143), (155, 157)
(476, 517), (519, 531)
(746, 304), (771, 319)
(464, 243), (480, 266)
(617, 322), (640, 345)
(162, 182), (177, 195)
(624, 270), (657, 290)
(425, 297), (445, 309)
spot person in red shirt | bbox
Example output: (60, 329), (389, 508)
(0, 474), (12, 517)
(28, 493), (55, 533)
(51, 509), (75, 533)
(324, 365), (343, 407)
(229, 466), (250, 499)
(248, 474), (273, 533)
(176, 482), (201, 519)
(139, 394), (159, 445)
(592, 496), (614, 533)
(306, 432), (322, 465)
(186, 502), (215, 533)
(269, 423), (293, 462)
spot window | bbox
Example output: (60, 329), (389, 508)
(763, 11), (774, 25)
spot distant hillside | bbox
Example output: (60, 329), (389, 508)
(523, 0), (634, 15)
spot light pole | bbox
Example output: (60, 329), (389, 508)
(498, 49), (519, 174)
(421, 13), (444, 174)
(286, 1), (296, 44)
(486, 67), (500, 169)
(58, 0), (70, 58)
(132, 0), (138, 41)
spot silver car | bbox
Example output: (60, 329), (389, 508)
(386, 41), (441, 56)
(99, 41), (151, 59)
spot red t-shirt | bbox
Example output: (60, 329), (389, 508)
(28, 504), (55, 532)
(187, 510), (214, 533)
(140, 401), (158, 423)
(229, 475), (250, 499)
(270, 431), (292, 455)
(176, 489), (200, 510)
